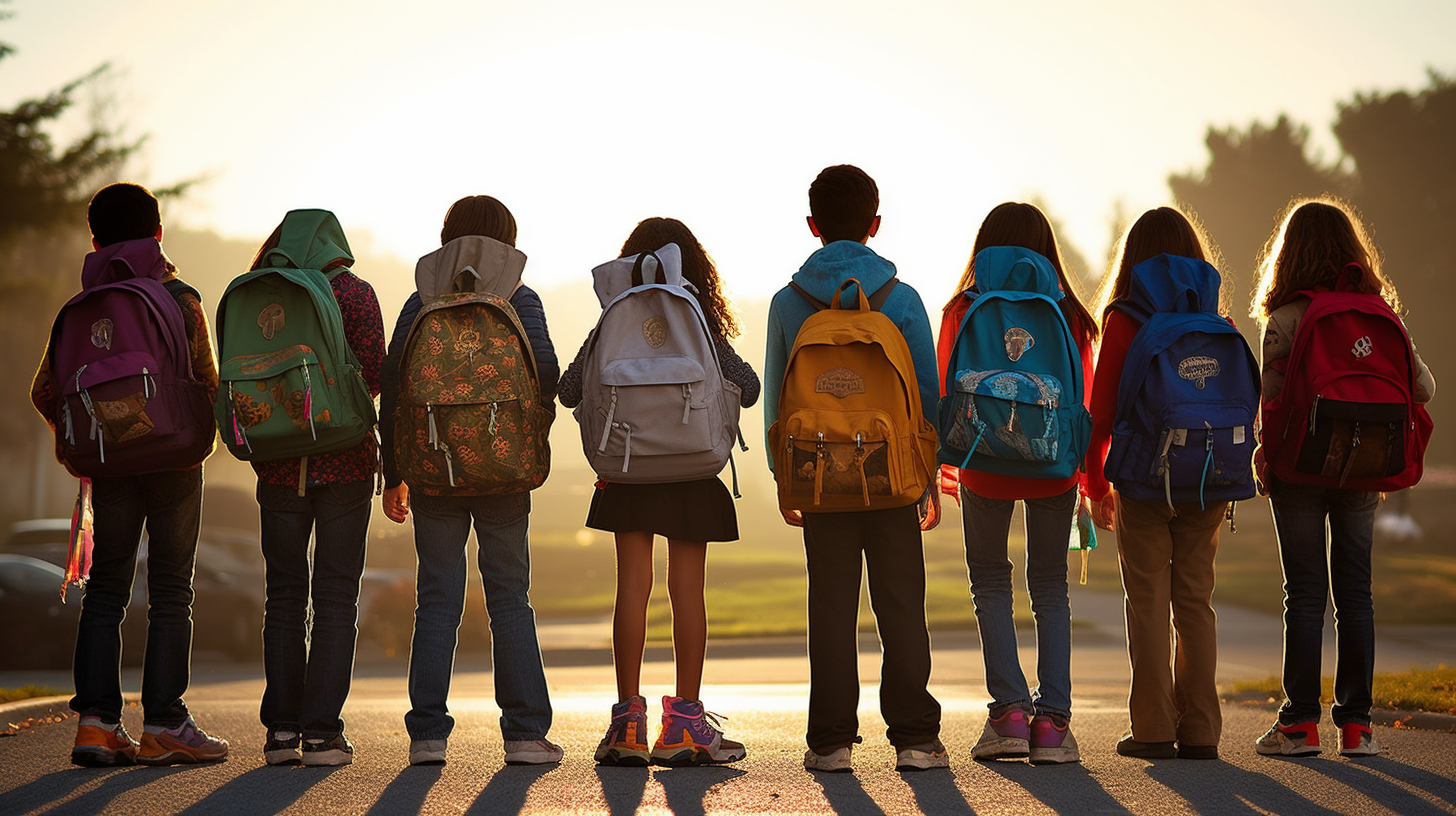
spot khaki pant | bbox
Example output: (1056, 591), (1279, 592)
(1115, 496), (1224, 746)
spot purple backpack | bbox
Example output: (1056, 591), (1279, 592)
(46, 238), (215, 476)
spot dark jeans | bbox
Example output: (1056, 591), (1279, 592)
(1269, 480), (1379, 727)
(72, 468), (203, 728)
(802, 503), (941, 753)
(257, 481), (371, 739)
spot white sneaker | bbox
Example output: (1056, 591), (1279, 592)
(803, 745), (853, 772)
(504, 738), (564, 765)
(896, 739), (950, 771)
(409, 739), (447, 765)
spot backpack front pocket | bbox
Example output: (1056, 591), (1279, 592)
(1150, 401), (1255, 508)
(781, 410), (900, 507)
(946, 369), (1064, 466)
(593, 355), (712, 466)
(1294, 397), (1406, 484)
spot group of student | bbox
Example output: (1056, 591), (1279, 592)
(29, 163), (1432, 774)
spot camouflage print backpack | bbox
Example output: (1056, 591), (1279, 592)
(393, 236), (554, 495)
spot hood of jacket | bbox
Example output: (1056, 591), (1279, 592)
(790, 240), (896, 305)
(262, 209), (354, 271)
(415, 235), (526, 302)
(80, 237), (168, 288)
(972, 246), (1064, 300)
(1127, 253), (1221, 315)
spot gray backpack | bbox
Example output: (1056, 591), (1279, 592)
(575, 243), (744, 490)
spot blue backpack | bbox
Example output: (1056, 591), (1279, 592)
(1104, 254), (1260, 510)
(938, 246), (1090, 479)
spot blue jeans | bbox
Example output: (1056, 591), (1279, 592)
(405, 493), (552, 742)
(72, 468), (203, 727)
(1269, 481), (1379, 727)
(257, 481), (371, 739)
(961, 486), (1077, 717)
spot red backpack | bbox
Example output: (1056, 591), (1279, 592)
(1261, 264), (1432, 491)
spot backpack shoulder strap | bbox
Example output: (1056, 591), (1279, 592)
(162, 278), (201, 303)
(790, 277), (899, 312)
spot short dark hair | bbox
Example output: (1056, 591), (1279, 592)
(808, 165), (878, 243)
(441, 195), (517, 246)
(87, 183), (161, 247)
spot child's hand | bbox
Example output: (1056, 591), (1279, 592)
(1091, 491), (1117, 531)
(382, 484), (410, 523)
(780, 507), (804, 528)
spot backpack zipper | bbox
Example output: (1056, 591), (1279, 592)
(681, 383), (692, 425)
(302, 365), (317, 441)
(1198, 421), (1214, 511)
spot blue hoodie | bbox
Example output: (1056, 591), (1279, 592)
(762, 240), (939, 470)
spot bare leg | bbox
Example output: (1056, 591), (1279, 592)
(666, 539), (708, 701)
(612, 531), (655, 701)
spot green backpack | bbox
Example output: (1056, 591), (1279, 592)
(214, 210), (376, 462)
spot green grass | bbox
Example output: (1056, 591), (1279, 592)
(1226, 666), (1456, 714)
(0, 685), (64, 705)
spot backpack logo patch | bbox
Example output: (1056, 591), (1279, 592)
(257, 303), (285, 340)
(642, 316), (667, 349)
(815, 367), (866, 399)
(90, 319), (114, 350)
(1352, 336), (1373, 358)
(1177, 356), (1220, 390)
(454, 327), (483, 359)
(1004, 328), (1034, 362)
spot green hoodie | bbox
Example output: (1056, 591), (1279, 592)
(262, 209), (355, 272)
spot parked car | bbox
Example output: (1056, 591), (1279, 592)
(0, 555), (83, 669)
(1, 519), (265, 665)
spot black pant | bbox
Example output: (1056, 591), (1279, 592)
(802, 503), (941, 753)
(72, 468), (203, 727)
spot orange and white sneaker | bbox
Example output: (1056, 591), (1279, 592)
(1255, 720), (1321, 757)
(594, 695), (650, 766)
(72, 718), (139, 767)
(136, 717), (230, 765)
(650, 696), (746, 766)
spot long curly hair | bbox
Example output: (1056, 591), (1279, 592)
(619, 217), (740, 340)
(1250, 196), (1398, 323)
(1094, 206), (1228, 323)
(945, 202), (1099, 343)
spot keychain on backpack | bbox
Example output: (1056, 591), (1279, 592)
(1067, 499), (1097, 585)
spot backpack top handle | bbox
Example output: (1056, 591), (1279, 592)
(630, 251), (664, 288)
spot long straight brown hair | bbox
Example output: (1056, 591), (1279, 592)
(1251, 196), (1399, 323)
(946, 202), (1099, 343)
(1094, 206), (1228, 323)
(620, 217), (740, 340)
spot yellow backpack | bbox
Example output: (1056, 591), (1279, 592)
(769, 278), (937, 512)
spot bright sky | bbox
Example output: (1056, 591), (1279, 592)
(6, 0), (1454, 301)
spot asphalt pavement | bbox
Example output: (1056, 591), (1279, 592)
(2, 586), (1454, 816)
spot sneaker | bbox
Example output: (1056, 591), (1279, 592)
(136, 718), (230, 765)
(1255, 721), (1321, 757)
(264, 730), (302, 765)
(1029, 713), (1080, 764)
(895, 739), (950, 771)
(71, 718), (138, 767)
(302, 733), (354, 766)
(803, 745), (853, 773)
(1177, 743), (1219, 760)
(651, 695), (747, 766)
(409, 739), (447, 766)
(1339, 723), (1382, 758)
(595, 695), (650, 766)
(1115, 735), (1178, 759)
(972, 704), (1031, 760)
(504, 738), (564, 765)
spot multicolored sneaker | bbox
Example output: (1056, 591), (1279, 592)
(595, 695), (650, 766)
(650, 696), (747, 766)
(895, 738), (950, 771)
(1339, 722), (1382, 758)
(264, 730), (302, 765)
(1255, 721), (1321, 757)
(136, 718), (230, 765)
(71, 718), (138, 767)
(803, 745), (853, 772)
(1029, 713), (1080, 764)
(972, 703), (1032, 760)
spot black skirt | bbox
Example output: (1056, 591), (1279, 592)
(585, 478), (739, 542)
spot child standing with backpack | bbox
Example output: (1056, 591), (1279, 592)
(559, 217), (758, 767)
(1085, 207), (1257, 761)
(1249, 198), (1433, 759)
(378, 195), (563, 766)
(31, 182), (229, 766)
(937, 202), (1098, 765)
(224, 210), (384, 767)
(766, 165), (946, 773)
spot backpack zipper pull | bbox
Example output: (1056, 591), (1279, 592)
(1159, 429), (1177, 514)
(427, 404), (439, 447)
(621, 423), (632, 472)
(1337, 421), (1362, 487)
(142, 366), (154, 400)
(681, 384), (692, 425)
(62, 401), (74, 447)
(854, 432), (870, 505)
(1198, 421), (1214, 511)
(302, 365), (317, 441)
(814, 431), (826, 505)
(1307, 394), (1321, 436)
(488, 402), (498, 435)
(598, 388), (618, 453)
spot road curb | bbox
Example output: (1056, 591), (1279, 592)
(0, 696), (74, 733)
(1374, 707), (1456, 732)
